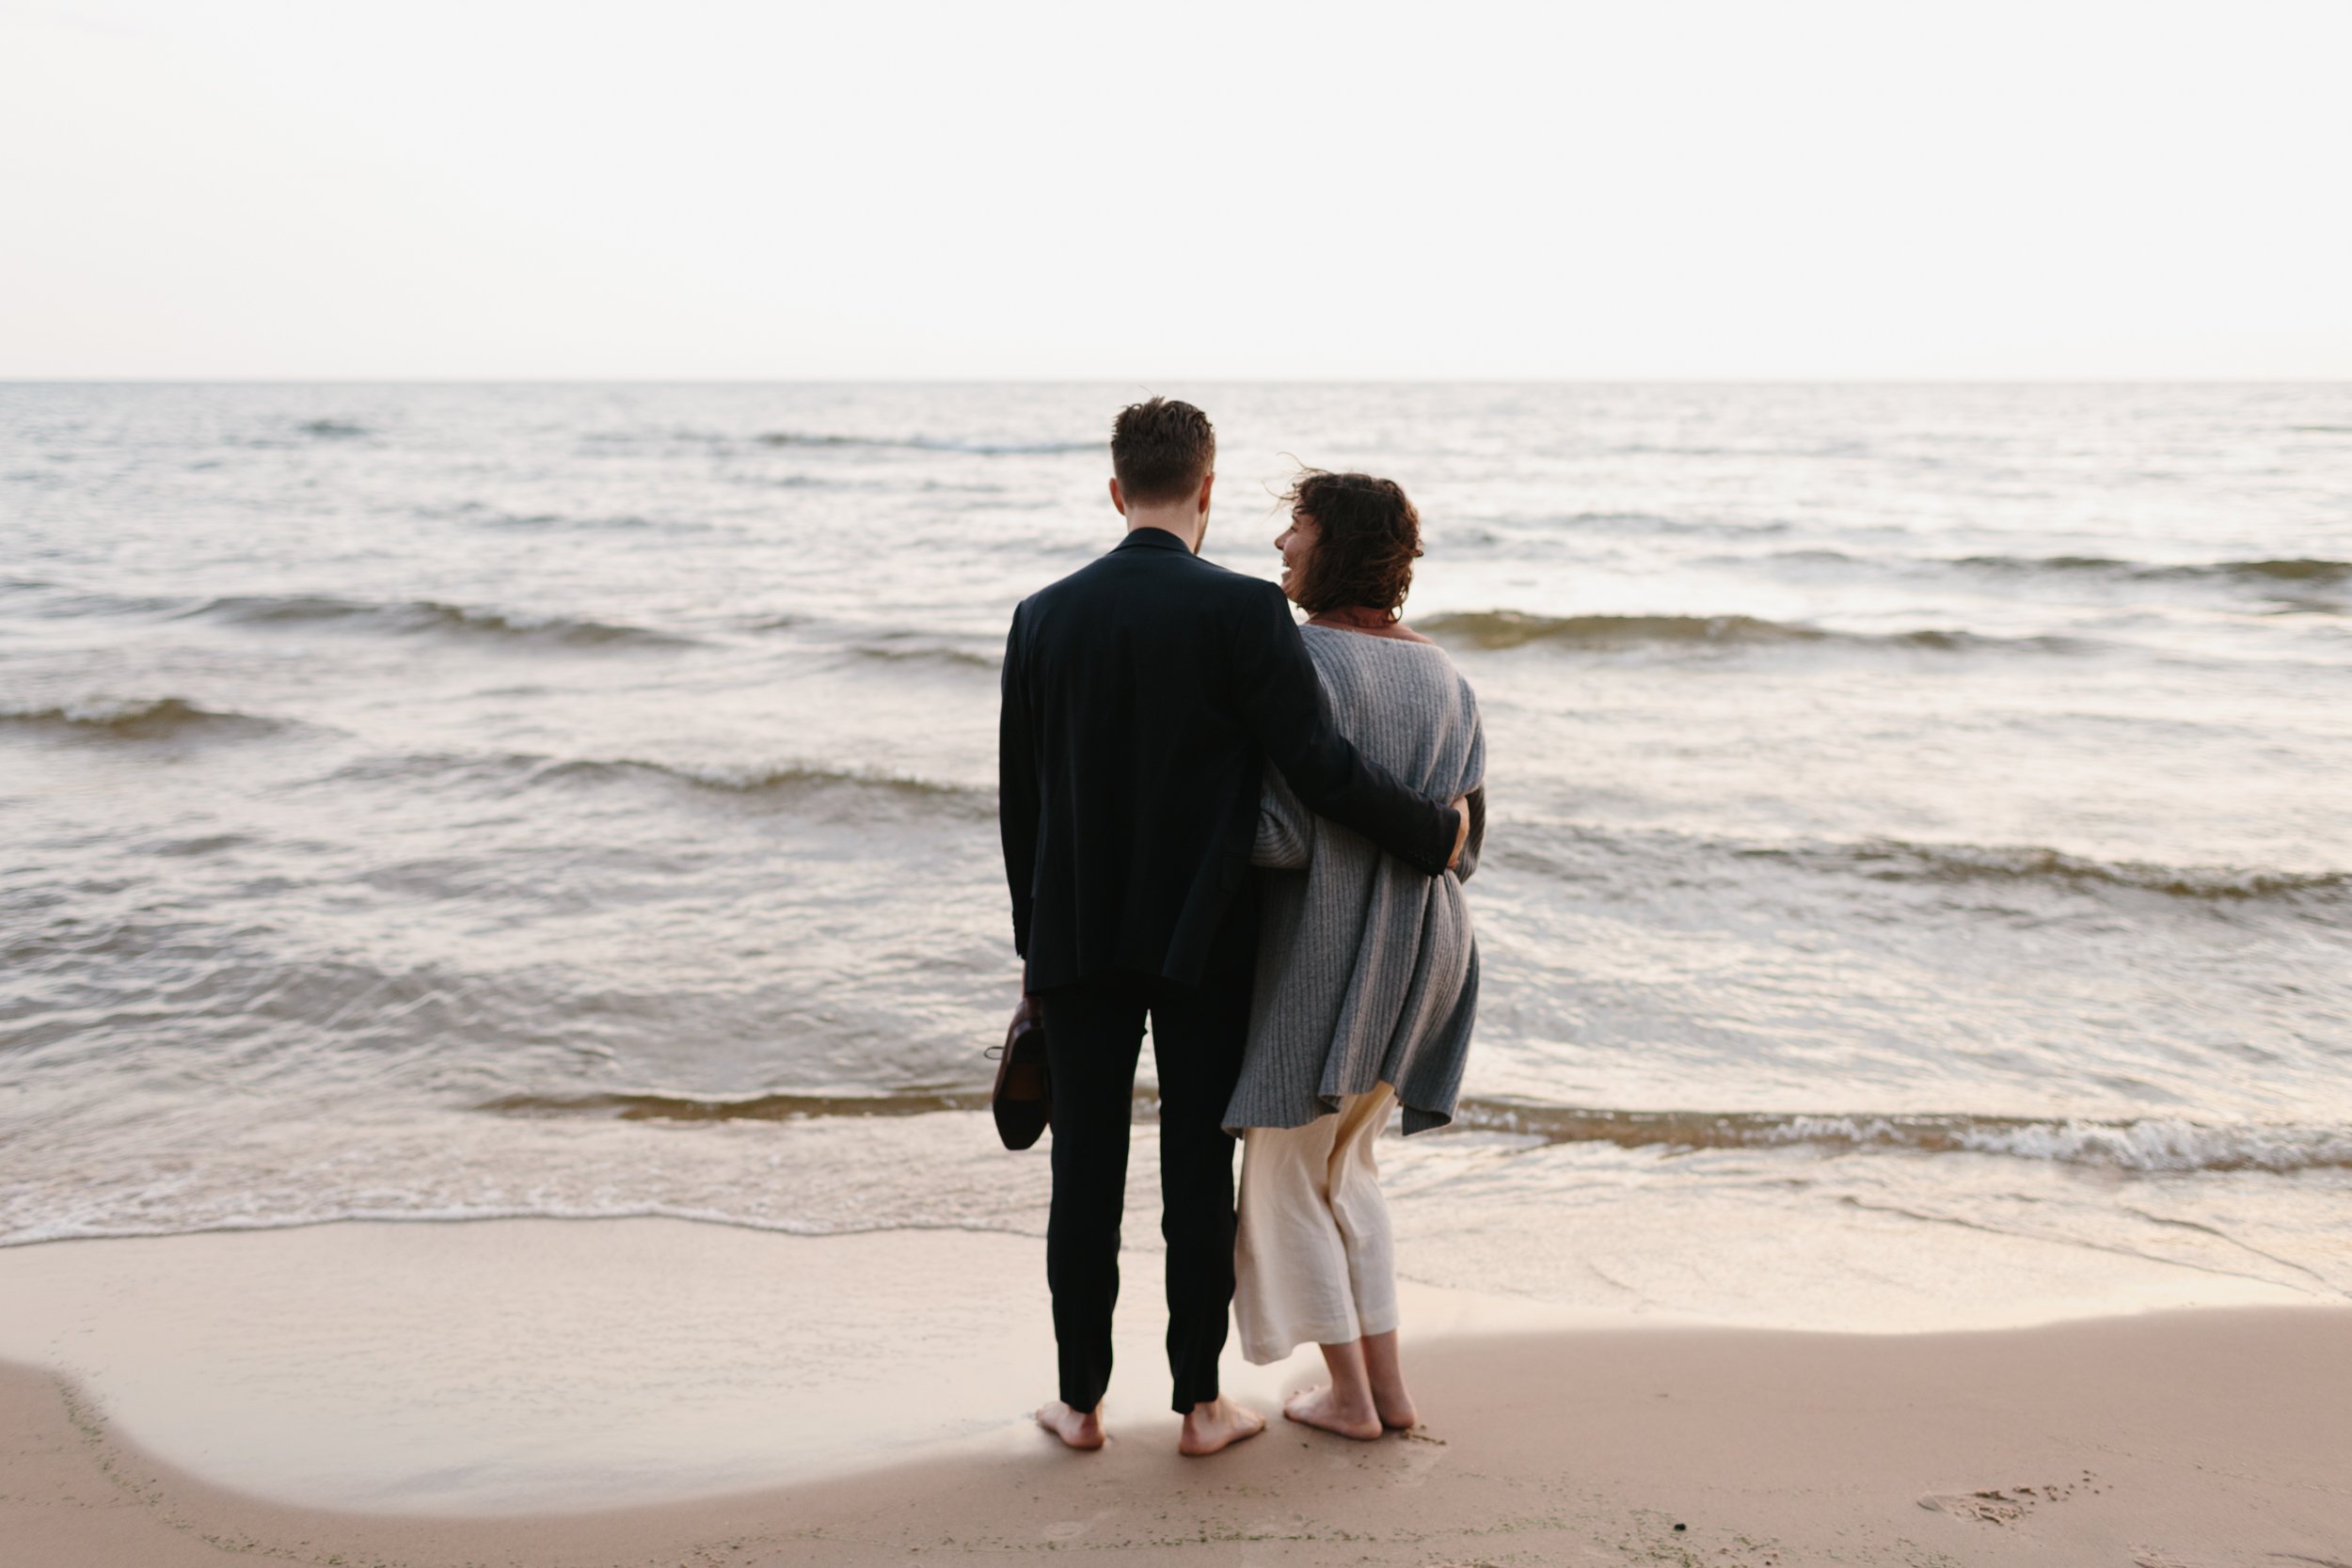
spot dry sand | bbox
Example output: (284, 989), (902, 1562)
(1, 1221), (2347, 1567)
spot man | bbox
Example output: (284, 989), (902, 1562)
(999, 398), (1467, 1455)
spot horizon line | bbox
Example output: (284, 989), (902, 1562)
(6, 374), (2351, 388)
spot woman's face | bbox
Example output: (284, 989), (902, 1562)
(1273, 509), (1320, 606)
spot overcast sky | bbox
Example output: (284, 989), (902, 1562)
(3, 0), (2347, 379)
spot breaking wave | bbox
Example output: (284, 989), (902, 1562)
(740, 616), (999, 671)
(1445, 1101), (2352, 1173)
(1505, 823), (2346, 909)
(1741, 837), (2350, 905)
(482, 1089), (992, 1121)
(481, 1090), (2352, 1176)
(843, 641), (999, 671)
(1420, 610), (2083, 654)
(0, 697), (285, 740)
(182, 594), (692, 647)
(323, 748), (992, 814)
(529, 755), (986, 806)
(1953, 554), (2351, 587)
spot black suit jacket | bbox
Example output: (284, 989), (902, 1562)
(999, 527), (1460, 992)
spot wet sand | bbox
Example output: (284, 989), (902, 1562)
(8, 1310), (2351, 1568)
(0, 1219), (1597, 1513)
(1, 1220), (2347, 1566)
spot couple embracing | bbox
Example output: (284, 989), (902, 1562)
(997, 398), (1486, 1455)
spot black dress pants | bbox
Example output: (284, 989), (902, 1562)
(1036, 907), (1254, 1414)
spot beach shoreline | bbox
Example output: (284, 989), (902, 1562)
(8, 382), (2349, 1323)
(8, 1312), (2348, 1568)
(3, 1218), (2347, 1567)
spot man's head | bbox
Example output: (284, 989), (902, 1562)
(1109, 398), (1216, 546)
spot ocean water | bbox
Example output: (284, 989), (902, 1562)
(4, 382), (2348, 1325)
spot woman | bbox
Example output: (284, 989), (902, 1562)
(1224, 469), (1486, 1440)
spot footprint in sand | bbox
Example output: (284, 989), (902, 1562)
(1919, 1471), (2102, 1527)
(1920, 1491), (2025, 1525)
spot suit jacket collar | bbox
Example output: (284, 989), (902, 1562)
(1116, 526), (1196, 556)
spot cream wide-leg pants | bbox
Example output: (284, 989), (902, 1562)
(1232, 1085), (1400, 1365)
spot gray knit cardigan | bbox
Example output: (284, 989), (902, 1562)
(1222, 626), (1486, 1136)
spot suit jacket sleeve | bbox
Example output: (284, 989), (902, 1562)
(1454, 786), (1486, 882)
(998, 607), (1040, 959)
(1230, 584), (1458, 877)
(1454, 684), (1487, 883)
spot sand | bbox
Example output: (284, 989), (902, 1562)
(2, 1220), (2348, 1567)
(0, 1220), (1596, 1513)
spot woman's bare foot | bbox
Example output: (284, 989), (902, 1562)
(1177, 1396), (1266, 1456)
(1361, 1329), (1418, 1430)
(1283, 1384), (1383, 1441)
(1035, 1400), (1105, 1450)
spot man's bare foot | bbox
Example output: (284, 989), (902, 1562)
(1177, 1396), (1266, 1456)
(1282, 1384), (1383, 1441)
(1035, 1400), (1104, 1450)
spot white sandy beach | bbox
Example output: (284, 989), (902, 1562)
(0, 1218), (1596, 1513)
(3, 1217), (2348, 1567)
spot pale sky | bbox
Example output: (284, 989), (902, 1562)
(3, 0), (2347, 379)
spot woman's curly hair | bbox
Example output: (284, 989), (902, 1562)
(1282, 469), (1422, 619)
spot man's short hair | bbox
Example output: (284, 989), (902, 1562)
(1110, 398), (1216, 506)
